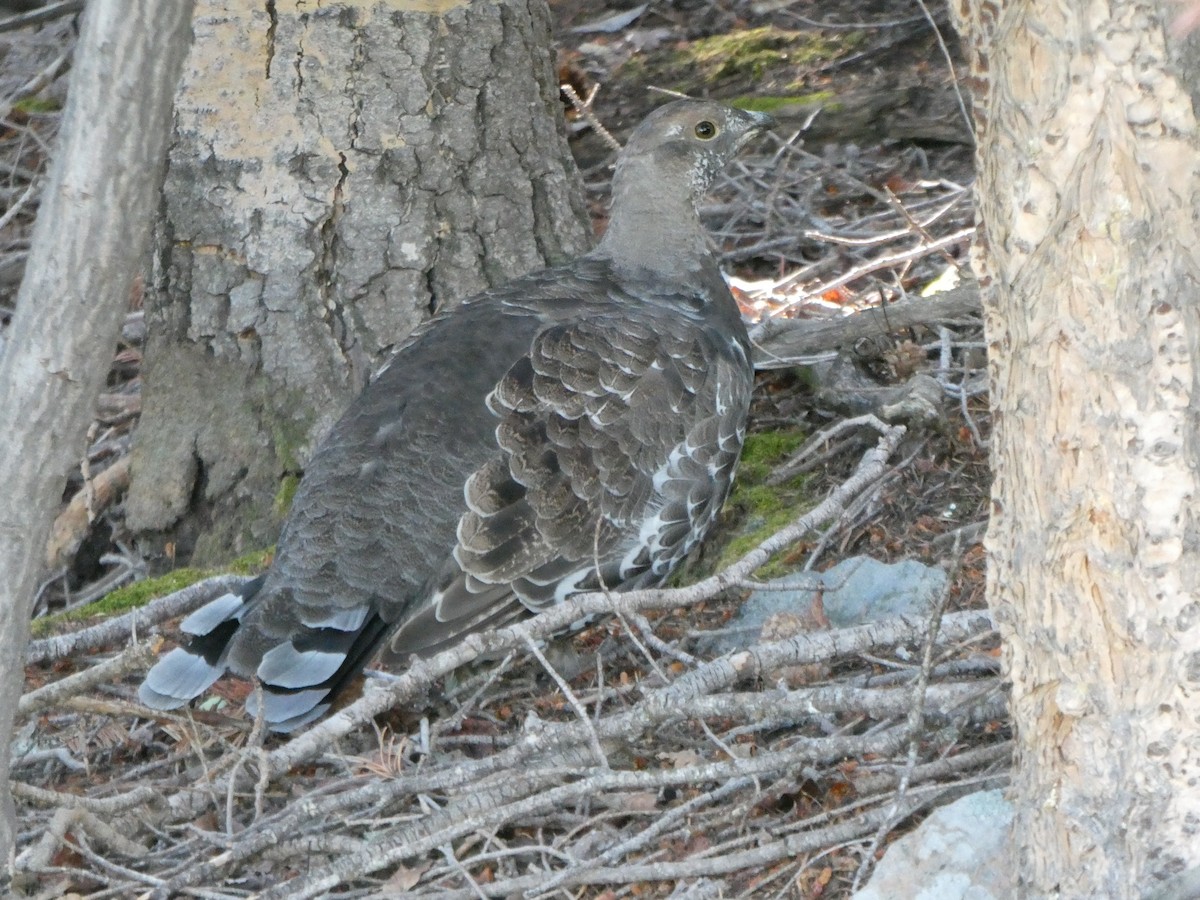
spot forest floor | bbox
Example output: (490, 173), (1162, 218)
(5, 2), (1007, 898)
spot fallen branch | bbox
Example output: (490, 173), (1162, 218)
(18, 639), (154, 717)
(45, 455), (132, 570)
(24, 573), (247, 665)
(749, 281), (981, 369)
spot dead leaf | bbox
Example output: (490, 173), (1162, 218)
(381, 860), (430, 894)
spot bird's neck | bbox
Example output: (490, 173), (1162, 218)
(593, 164), (710, 278)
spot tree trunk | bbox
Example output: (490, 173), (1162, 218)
(0, 0), (193, 876)
(125, 0), (591, 566)
(952, 1), (1200, 895)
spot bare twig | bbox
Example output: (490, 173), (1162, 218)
(0, 0), (84, 32)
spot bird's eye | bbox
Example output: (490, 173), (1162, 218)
(694, 120), (718, 140)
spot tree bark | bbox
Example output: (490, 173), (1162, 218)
(0, 0), (193, 877)
(125, 0), (591, 566)
(952, 0), (1200, 894)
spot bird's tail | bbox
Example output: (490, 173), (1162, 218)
(139, 574), (393, 733)
(242, 611), (393, 732)
(138, 574), (266, 712)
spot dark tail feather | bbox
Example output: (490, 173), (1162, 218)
(247, 611), (393, 732)
(138, 575), (266, 711)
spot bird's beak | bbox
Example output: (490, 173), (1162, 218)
(747, 110), (777, 131)
(737, 109), (776, 149)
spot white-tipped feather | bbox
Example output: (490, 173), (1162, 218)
(245, 688), (330, 731)
(179, 591), (244, 635)
(257, 643), (347, 689)
(297, 604), (370, 631)
(139, 647), (224, 708)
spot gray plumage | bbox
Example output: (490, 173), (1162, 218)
(139, 99), (774, 731)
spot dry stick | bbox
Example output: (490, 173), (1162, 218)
(11, 781), (160, 814)
(560, 83), (621, 153)
(530, 776), (755, 897)
(0, 175), (40, 234)
(520, 632), (608, 769)
(155, 609), (990, 895)
(852, 568), (950, 892)
(0, 40), (74, 121)
(259, 727), (917, 900)
(803, 438), (926, 572)
(652, 609), (990, 706)
(56, 825), (160, 888)
(16, 804), (151, 874)
(45, 453), (133, 569)
(849, 742), (1011, 799)
(803, 192), (967, 250)
(768, 413), (898, 487)
(884, 188), (964, 272)
(912, 0), (974, 140)
(426, 781), (1007, 899)
(779, 227), (974, 306)
(663, 682), (1001, 728)
(24, 573), (248, 664)
(627, 610), (699, 666)
(18, 640), (154, 717)
(0, 0), (84, 32)
(225, 683), (269, 835)
(748, 282), (981, 370)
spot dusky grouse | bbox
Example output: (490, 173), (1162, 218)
(139, 99), (774, 731)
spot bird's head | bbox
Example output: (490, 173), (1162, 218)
(612, 99), (775, 204)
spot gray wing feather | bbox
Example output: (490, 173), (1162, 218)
(404, 309), (751, 648)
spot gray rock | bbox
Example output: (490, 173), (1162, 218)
(707, 556), (947, 654)
(854, 789), (1014, 900)
(820, 556), (948, 628)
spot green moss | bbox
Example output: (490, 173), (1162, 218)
(689, 28), (791, 80)
(670, 428), (813, 584)
(732, 92), (835, 113)
(618, 26), (861, 97)
(714, 493), (804, 578)
(30, 551), (274, 638)
(13, 96), (61, 115)
(713, 429), (812, 578)
(684, 27), (860, 82)
(267, 394), (312, 526)
(620, 55), (647, 80)
(275, 473), (300, 516)
(228, 547), (274, 575)
(270, 410), (311, 475)
(736, 430), (806, 481)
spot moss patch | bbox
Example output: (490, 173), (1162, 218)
(736, 429), (806, 482)
(732, 92), (836, 114)
(709, 429), (813, 579)
(228, 547), (275, 574)
(618, 26), (861, 97)
(275, 473), (301, 516)
(628, 27), (864, 94)
(688, 27), (831, 81)
(13, 96), (61, 115)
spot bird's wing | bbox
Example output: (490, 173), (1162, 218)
(385, 308), (751, 658)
